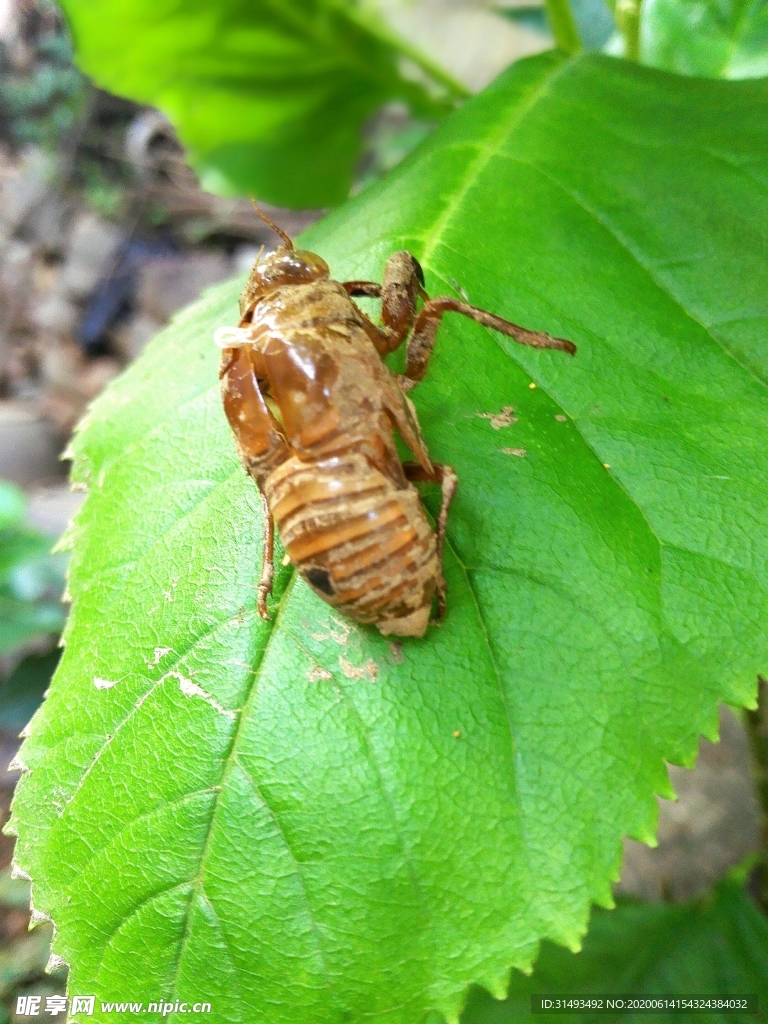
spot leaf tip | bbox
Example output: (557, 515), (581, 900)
(30, 907), (52, 926)
(10, 861), (31, 881)
(637, 828), (660, 848)
(484, 973), (511, 1002)
(8, 753), (30, 775)
(595, 891), (616, 911)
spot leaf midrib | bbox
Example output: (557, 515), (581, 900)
(418, 54), (573, 273)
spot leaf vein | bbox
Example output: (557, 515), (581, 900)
(235, 758), (331, 978)
(499, 153), (768, 391)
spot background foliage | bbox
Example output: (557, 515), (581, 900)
(53, 0), (768, 209)
(643, 0), (768, 78)
(56, 0), (468, 207)
(0, 482), (65, 660)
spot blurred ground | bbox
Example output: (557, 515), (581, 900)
(0, 0), (763, 1017)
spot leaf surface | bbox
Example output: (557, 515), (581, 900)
(10, 52), (768, 1024)
(462, 879), (768, 1023)
(58, 0), (460, 207)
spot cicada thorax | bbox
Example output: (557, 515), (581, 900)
(263, 451), (438, 637)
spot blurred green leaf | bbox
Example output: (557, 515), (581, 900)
(0, 484), (67, 660)
(58, 0), (465, 208)
(358, 115), (434, 191)
(0, 535), (48, 584)
(461, 878), (768, 1024)
(642, 0), (768, 78)
(571, 0), (616, 47)
(0, 601), (63, 659)
(0, 486), (26, 534)
(496, 5), (552, 36)
(6, 551), (67, 606)
(497, 0), (615, 49)
(0, 540), (66, 653)
(0, 650), (60, 733)
(9, 51), (768, 1024)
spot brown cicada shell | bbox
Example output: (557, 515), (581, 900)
(217, 209), (575, 638)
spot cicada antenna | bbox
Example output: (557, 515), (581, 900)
(251, 200), (294, 249)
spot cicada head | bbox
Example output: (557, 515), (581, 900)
(238, 245), (330, 321)
(238, 204), (330, 321)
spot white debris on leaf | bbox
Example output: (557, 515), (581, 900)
(338, 657), (378, 682)
(307, 666), (333, 683)
(167, 671), (237, 720)
(477, 405), (517, 429)
(388, 641), (404, 664)
(150, 647), (172, 667)
(312, 617), (357, 646)
(93, 677), (118, 690)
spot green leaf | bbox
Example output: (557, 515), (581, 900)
(461, 878), (768, 1023)
(642, 0), (768, 79)
(58, 0), (464, 208)
(9, 51), (768, 1023)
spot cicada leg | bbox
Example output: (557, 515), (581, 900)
(346, 256), (575, 391)
(400, 297), (576, 391)
(343, 250), (426, 357)
(258, 491), (275, 621)
(403, 461), (457, 619)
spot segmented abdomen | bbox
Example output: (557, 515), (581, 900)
(263, 452), (437, 636)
